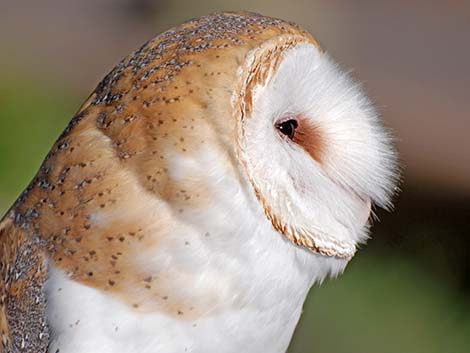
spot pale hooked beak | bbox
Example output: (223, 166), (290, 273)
(360, 198), (372, 226)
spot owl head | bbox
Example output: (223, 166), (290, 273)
(222, 14), (399, 259)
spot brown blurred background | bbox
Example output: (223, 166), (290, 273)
(0, 1), (469, 352)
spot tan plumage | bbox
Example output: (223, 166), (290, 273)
(0, 12), (398, 353)
(0, 12), (319, 351)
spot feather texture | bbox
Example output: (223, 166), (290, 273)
(0, 11), (397, 353)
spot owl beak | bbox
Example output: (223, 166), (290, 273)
(359, 198), (372, 226)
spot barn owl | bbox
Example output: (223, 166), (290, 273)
(0, 11), (398, 353)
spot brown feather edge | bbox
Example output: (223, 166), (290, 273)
(0, 217), (49, 353)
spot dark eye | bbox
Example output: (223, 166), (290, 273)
(276, 119), (298, 140)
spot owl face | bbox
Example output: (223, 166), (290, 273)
(236, 42), (398, 258)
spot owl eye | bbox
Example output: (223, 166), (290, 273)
(276, 119), (298, 140)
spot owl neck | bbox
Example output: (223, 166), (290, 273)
(45, 180), (348, 353)
(45, 240), (344, 353)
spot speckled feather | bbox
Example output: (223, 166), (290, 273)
(0, 12), (318, 352)
(0, 11), (399, 352)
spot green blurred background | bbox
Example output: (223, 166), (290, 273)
(0, 0), (469, 352)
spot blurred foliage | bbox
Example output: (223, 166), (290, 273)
(0, 79), (76, 213)
(290, 252), (470, 353)
(0, 74), (469, 352)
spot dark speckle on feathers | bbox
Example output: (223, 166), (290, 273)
(0, 221), (49, 352)
(90, 12), (304, 108)
(0, 11), (312, 350)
